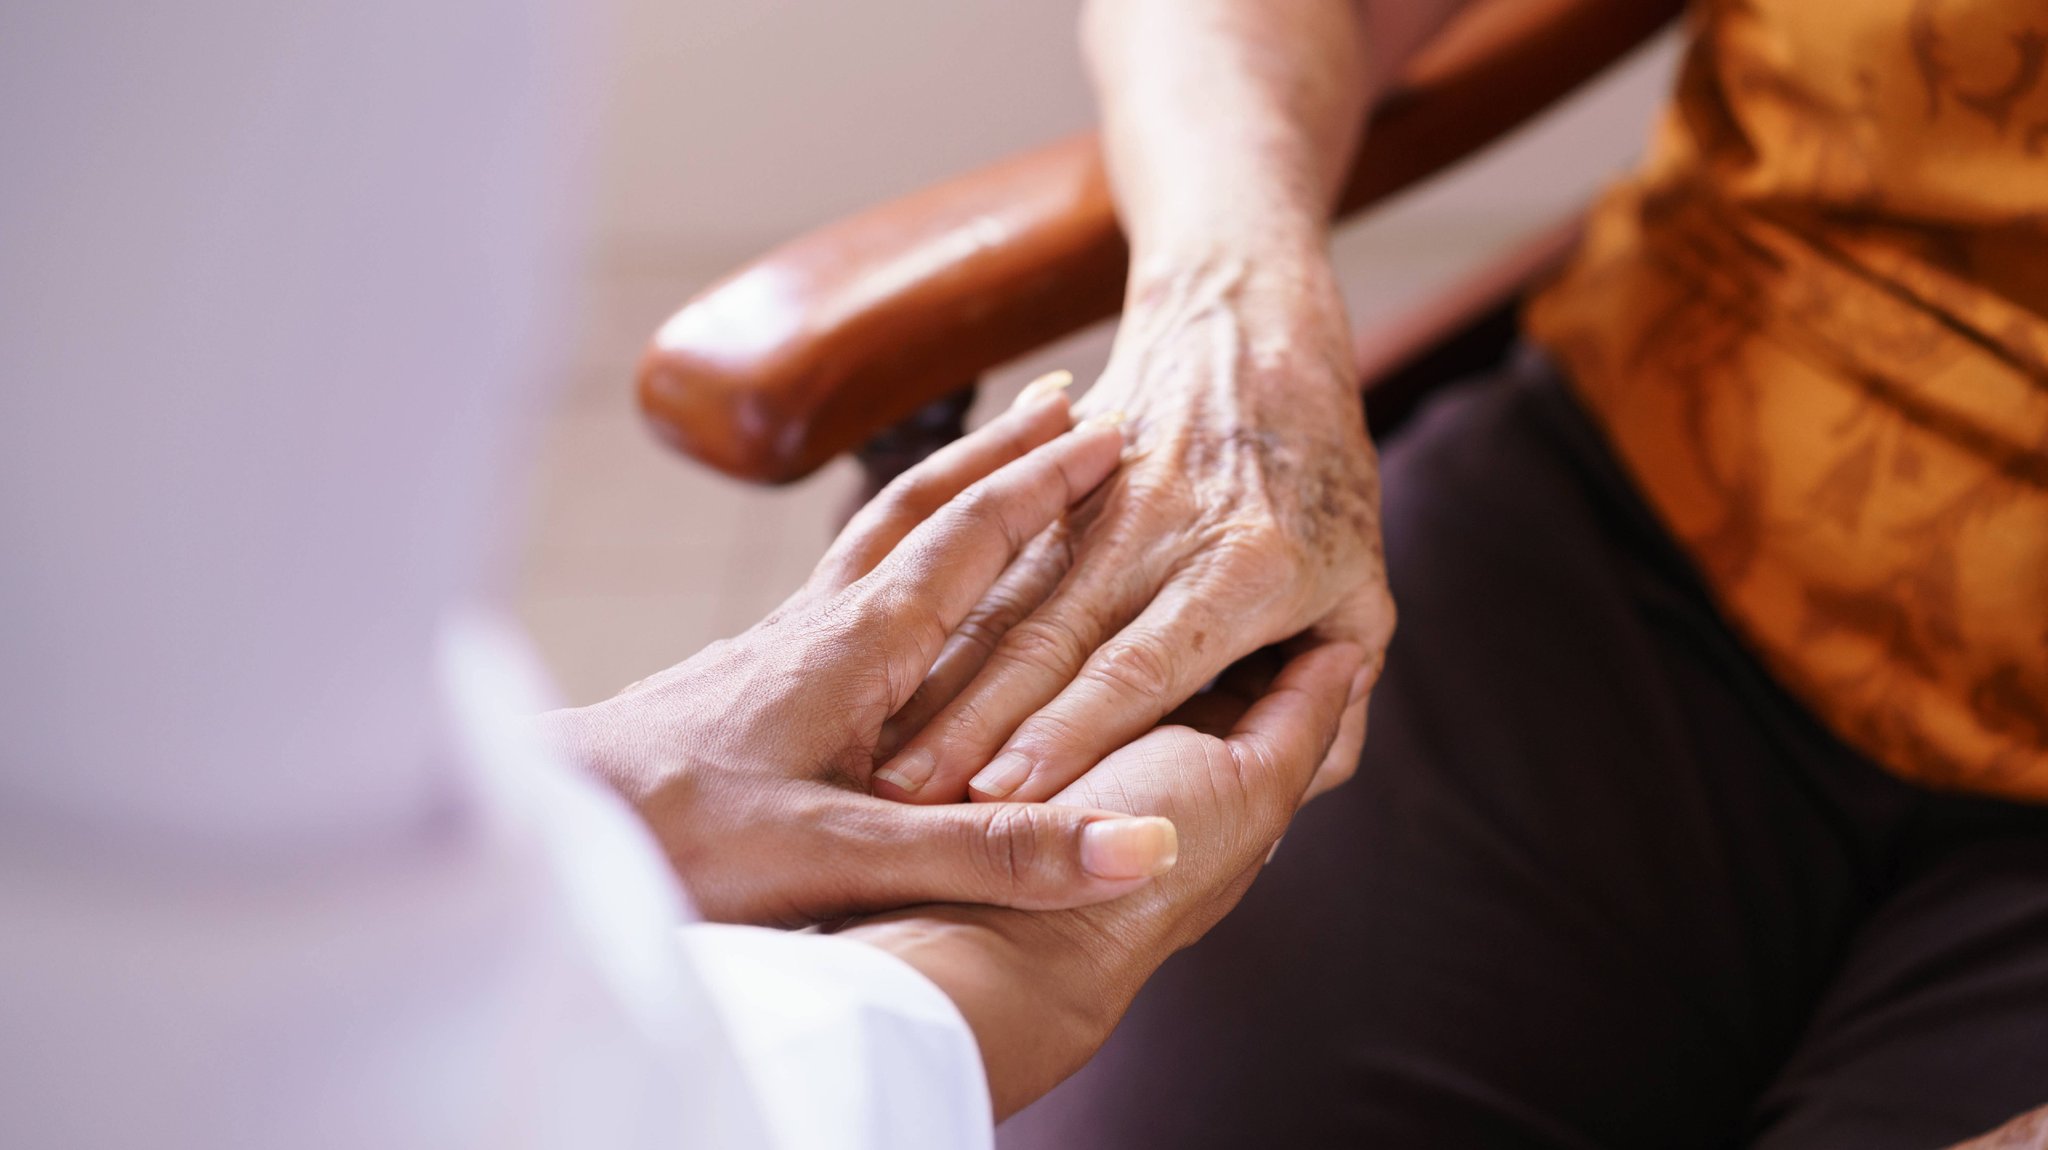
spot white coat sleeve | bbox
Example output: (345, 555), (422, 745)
(685, 925), (995, 1150)
(0, 2), (994, 1147)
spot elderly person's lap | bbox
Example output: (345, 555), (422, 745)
(999, 353), (2048, 1150)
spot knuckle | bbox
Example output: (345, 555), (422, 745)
(1323, 583), (1398, 653)
(1098, 510), (1172, 557)
(948, 481), (1033, 554)
(1213, 529), (1297, 582)
(986, 414), (1043, 461)
(950, 614), (1007, 658)
(841, 589), (945, 682)
(954, 589), (1030, 655)
(1011, 709), (1087, 759)
(800, 596), (868, 651)
(1086, 633), (1176, 702)
(1047, 524), (1079, 568)
(1367, 589), (1399, 646)
(1122, 474), (1189, 516)
(878, 470), (948, 523)
(1071, 584), (1131, 640)
(974, 806), (1052, 897)
(1232, 731), (1281, 782)
(1229, 740), (1297, 826)
(996, 614), (1089, 677)
(938, 688), (1002, 742)
(948, 478), (999, 519)
(831, 586), (895, 637)
(896, 598), (950, 650)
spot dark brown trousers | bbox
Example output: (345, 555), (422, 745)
(1001, 354), (2048, 1150)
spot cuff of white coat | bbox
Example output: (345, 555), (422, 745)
(680, 923), (994, 1150)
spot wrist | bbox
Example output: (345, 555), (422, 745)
(534, 697), (698, 813)
(843, 904), (1164, 1119)
(1126, 221), (1332, 309)
(1110, 244), (1356, 413)
(1126, 196), (1329, 280)
(532, 703), (608, 780)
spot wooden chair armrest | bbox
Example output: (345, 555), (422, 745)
(640, 0), (1681, 483)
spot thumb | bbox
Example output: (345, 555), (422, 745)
(1227, 640), (1365, 808)
(1303, 653), (1378, 804)
(849, 798), (1179, 913)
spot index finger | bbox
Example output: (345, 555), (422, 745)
(850, 414), (1127, 711)
(810, 372), (1076, 596)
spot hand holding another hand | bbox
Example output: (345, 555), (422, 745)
(541, 343), (1375, 1120)
(849, 638), (1366, 1117)
(539, 384), (1178, 927)
(874, 251), (1393, 810)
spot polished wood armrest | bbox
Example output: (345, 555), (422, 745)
(641, 0), (1681, 483)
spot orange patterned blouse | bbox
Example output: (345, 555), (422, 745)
(1526, 0), (2048, 802)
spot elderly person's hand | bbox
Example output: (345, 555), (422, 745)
(868, 0), (1401, 810)
(873, 254), (1392, 809)
(847, 638), (1368, 1117)
(538, 384), (1182, 927)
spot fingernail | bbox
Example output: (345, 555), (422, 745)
(1077, 409), (1127, 433)
(1082, 817), (1179, 879)
(967, 751), (1033, 799)
(1265, 834), (1286, 865)
(875, 747), (936, 795)
(1012, 369), (1074, 410)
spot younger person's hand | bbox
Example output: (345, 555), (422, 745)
(538, 381), (1182, 926)
(847, 639), (1368, 1117)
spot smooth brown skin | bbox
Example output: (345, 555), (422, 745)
(538, 390), (1184, 927)
(636, 0), (1679, 484)
(870, 0), (1482, 813)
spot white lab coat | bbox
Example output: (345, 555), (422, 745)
(0, 3), (992, 1147)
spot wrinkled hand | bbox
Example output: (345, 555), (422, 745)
(538, 386), (1182, 927)
(874, 256), (1394, 808)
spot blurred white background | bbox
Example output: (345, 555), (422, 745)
(518, 0), (1681, 704)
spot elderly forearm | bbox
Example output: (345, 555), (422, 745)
(1081, 0), (1471, 273)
